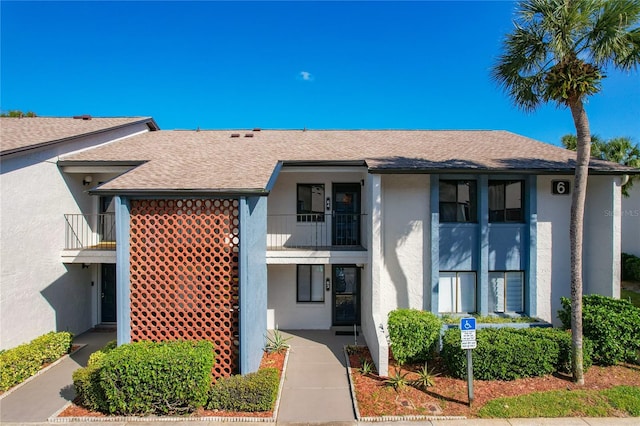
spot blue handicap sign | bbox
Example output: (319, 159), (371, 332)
(460, 317), (476, 331)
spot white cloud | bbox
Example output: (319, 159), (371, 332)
(298, 71), (314, 81)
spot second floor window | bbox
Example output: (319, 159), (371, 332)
(489, 180), (524, 222)
(297, 184), (325, 222)
(439, 180), (477, 223)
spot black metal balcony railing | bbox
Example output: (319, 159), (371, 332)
(64, 213), (116, 250)
(267, 213), (366, 250)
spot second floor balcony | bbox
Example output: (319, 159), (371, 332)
(267, 213), (367, 251)
(64, 213), (116, 250)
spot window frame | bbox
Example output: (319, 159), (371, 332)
(489, 270), (525, 313)
(296, 264), (325, 303)
(439, 180), (478, 223)
(438, 271), (477, 314)
(297, 183), (325, 222)
(488, 180), (525, 223)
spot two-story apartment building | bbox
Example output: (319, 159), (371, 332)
(2, 118), (636, 377)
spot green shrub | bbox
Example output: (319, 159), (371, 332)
(99, 340), (215, 415)
(441, 327), (590, 381)
(72, 340), (118, 412)
(558, 295), (640, 365)
(387, 309), (443, 365)
(207, 368), (280, 412)
(0, 331), (73, 391)
(622, 252), (640, 282)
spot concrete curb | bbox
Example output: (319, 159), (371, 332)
(48, 349), (290, 423)
(343, 345), (466, 423)
(0, 344), (87, 401)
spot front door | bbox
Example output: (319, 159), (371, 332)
(332, 183), (361, 246)
(101, 264), (117, 323)
(332, 265), (360, 326)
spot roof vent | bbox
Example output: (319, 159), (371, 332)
(252, 128), (261, 132)
(73, 115), (92, 120)
(245, 133), (254, 138)
(230, 133), (240, 138)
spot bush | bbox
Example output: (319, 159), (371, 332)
(558, 295), (640, 365)
(387, 309), (443, 365)
(0, 331), (72, 391)
(622, 252), (640, 282)
(99, 340), (215, 415)
(207, 368), (280, 412)
(441, 327), (591, 381)
(72, 340), (118, 412)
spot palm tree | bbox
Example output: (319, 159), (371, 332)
(492, 0), (640, 385)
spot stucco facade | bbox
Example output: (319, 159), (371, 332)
(0, 119), (153, 349)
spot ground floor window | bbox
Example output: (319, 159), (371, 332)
(297, 265), (325, 302)
(489, 271), (524, 313)
(439, 271), (476, 313)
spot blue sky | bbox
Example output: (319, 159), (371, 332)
(1, 1), (639, 146)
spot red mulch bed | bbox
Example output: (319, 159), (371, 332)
(58, 350), (286, 418)
(348, 346), (640, 418)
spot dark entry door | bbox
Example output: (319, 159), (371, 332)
(332, 183), (361, 246)
(332, 265), (360, 326)
(101, 264), (117, 323)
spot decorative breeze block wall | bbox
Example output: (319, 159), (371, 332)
(129, 199), (240, 378)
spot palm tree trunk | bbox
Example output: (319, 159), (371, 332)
(568, 98), (591, 386)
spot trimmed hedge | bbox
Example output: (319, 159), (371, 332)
(558, 295), (640, 365)
(72, 340), (117, 411)
(207, 367), (280, 412)
(387, 309), (443, 365)
(98, 340), (215, 415)
(622, 252), (640, 282)
(0, 331), (73, 391)
(441, 327), (592, 380)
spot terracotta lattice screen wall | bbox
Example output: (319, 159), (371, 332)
(129, 199), (240, 378)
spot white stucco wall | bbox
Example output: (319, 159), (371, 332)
(267, 264), (332, 329)
(584, 176), (621, 297)
(536, 174), (622, 324)
(536, 176), (573, 323)
(622, 184), (640, 257)
(379, 174), (430, 318)
(0, 124), (150, 349)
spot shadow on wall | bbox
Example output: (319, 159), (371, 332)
(40, 263), (94, 337)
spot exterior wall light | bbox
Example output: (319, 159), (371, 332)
(83, 175), (93, 186)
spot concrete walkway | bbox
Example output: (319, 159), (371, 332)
(0, 329), (116, 423)
(277, 329), (359, 423)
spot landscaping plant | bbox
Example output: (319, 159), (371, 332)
(98, 340), (215, 415)
(387, 309), (442, 365)
(558, 295), (640, 365)
(207, 367), (280, 412)
(0, 331), (72, 391)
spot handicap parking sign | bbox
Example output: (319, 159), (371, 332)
(460, 317), (476, 331)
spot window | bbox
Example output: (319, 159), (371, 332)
(438, 271), (476, 313)
(297, 265), (325, 302)
(297, 184), (325, 222)
(489, 180), (524, 222)
(489, 271), (524, 313)
(439, 180), (477, 222)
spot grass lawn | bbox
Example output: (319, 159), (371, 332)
(478, 385), (640, 418)
(621, 288), (640, 308)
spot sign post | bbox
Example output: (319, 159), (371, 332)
(460, 317), (476, 406)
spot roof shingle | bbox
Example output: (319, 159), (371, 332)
(59, 129), (638, 193)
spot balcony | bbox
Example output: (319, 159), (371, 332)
(62, 214), (116, 263)
(267, 213), (367, 251)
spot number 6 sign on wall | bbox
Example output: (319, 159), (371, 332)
(552, 180), (571, 195)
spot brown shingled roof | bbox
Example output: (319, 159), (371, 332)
(0, 116), (158, 156)
(59, 129), (637, 193)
